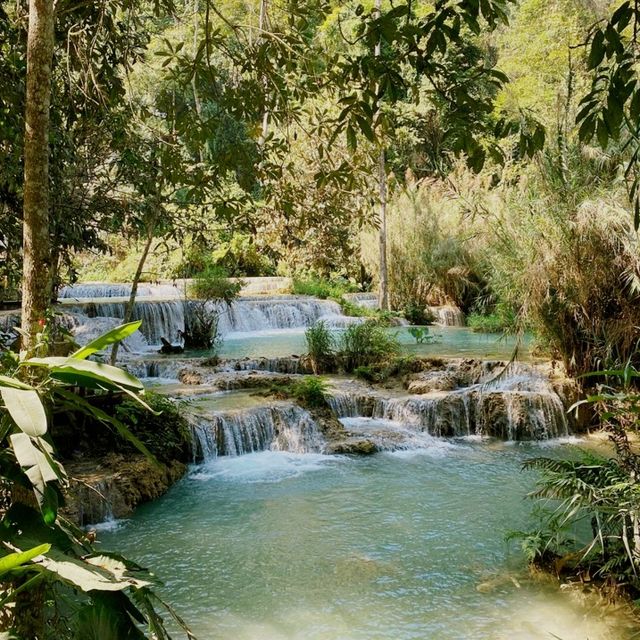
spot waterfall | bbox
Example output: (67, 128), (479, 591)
(59, 283), (147, 298)
(61, 313), (149, 353)
(64, 300), (186, 345)
(327, 365), (569, 441)
(190, 403), (326, 461)
(429, 305), (465, 327)
(342, 292), (379, 310)
(216, 297), (356, 334)
(61, 295), (360, 348)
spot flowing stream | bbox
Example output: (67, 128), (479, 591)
(100, 442), (636, 640)
(64, 281), (637, 638)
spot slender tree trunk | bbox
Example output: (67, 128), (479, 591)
(109, 226), (155, 365)
(377, 148), (389, 311)
(21, 0), (55, 355)
(258, 0), (270, 145)
(374, 0), (389, 311)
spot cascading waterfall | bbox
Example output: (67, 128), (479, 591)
(61, 294), (360, 348)
(190, 403), (326, 461)
(429, 305), (465, 327)
(342, 292), (379, 310)
(60, 283), (151, 298)
(327, 365), (569, 441)
(65, 300), (186, 345)
(216, 297), (358, 334)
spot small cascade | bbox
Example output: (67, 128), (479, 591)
(342, 292), (379, 310)
(218, 356), (312, 375)
(327, 363), (569, 441)
(59, 282), (183, 300)
(61, 313), (149, 353)
(60, 283), (150, 299)
(68, 477), (122, 527)
(121, 357), (190, 380)
(65, 300), (185, 345)
(216, 297), (355, 334)
(429, 305), (465, 326)
(190, 403), (326, 461)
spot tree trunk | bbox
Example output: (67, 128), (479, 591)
(377, 148), (389, 311)
(21, 0), (55, 355)
(258, 0), (270, 145)
(374, 0), (389, 311)
(109, 226), (155, 365)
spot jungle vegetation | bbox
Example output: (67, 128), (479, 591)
(3, 0), (640, 636)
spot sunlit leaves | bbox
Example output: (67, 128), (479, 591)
(577, 1), (640, 227)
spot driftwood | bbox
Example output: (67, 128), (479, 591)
(159, 337), (184, 355)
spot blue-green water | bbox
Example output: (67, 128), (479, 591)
(215, 326), (530, 361)
(100, 442), (634, 639)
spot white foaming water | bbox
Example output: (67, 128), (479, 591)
(190, 403), (326, 461)
(61, 293), (361, 348)
(92, 518), (129, 532)
(190, 450), (344, 484)
(340, 416), (459, 455)
(327, 362), (570, 442)
(429, 304), (465, 326)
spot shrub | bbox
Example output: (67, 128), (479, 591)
(184, 267), (242, 350)
(113, 393), (193, 463)
(290, 376), (329, 407)
(403, 302), (436, 325)
(339, 321), (401, 371)
(466, 304), (517, 334)
(292, 276), (356, 300)
(305, 321), (335, 374)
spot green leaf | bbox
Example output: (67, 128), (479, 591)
(38, 552), (151, 592)
(588, 29), (605, 69)
(346, 124), (357, 150)
(596, 119), (609, 148)
(48, 360), (144, 392)
(0, 388), (47, 437)
(0, 376), (34, 391)
(71, 322), (143, 360)
(578, 115), (596, 142)
(9, 433), (61, 503)
(0, 544), (50, 577)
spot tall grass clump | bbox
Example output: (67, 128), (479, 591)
(305, 321), (335, 374)
(486, 143), (640, 377)
(339, 320), (400, 371)
(360, 178), (487, 315)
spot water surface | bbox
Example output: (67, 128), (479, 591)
(217, 326), (530, 361)
(101, 442), (635, 639)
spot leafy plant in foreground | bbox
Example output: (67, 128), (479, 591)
(517, 366), (640, 593)
(0, 321), (195, 639)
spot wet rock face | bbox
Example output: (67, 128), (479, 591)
(327, 439), (378, 455)
(405, 370), (458, 394)
(65, 456), (186, 526)
(178, 367), (203, 385)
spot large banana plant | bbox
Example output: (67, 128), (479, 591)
(0, 322), (195, 640)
